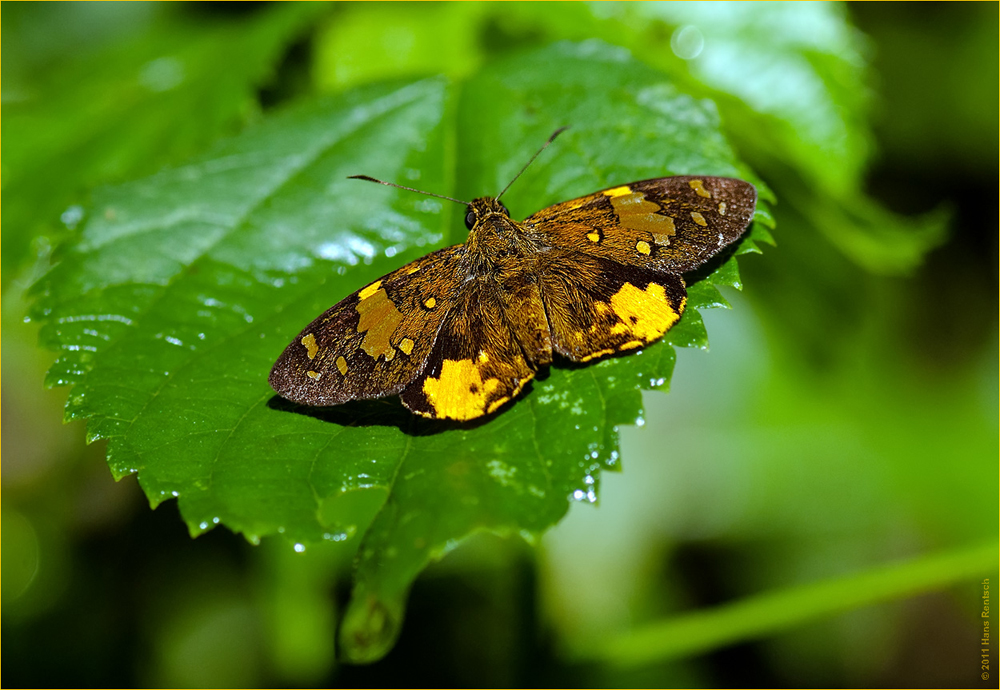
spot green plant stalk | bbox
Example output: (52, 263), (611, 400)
(583, 541), (996, 667)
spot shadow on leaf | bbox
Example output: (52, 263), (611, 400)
(266, 385), (537, 435)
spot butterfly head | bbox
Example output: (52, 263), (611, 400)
(465, 197), (510, 230)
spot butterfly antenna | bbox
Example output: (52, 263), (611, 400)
(347, 175), (468, 206)
(494, 126), (569, 202)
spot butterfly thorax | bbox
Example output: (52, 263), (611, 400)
(462, 197), (542, 276)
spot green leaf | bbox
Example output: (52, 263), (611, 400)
(2, 2), (327, 284)
(32, 42), (768, 663)
(314, 2), (488, 92)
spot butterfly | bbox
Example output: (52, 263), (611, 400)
(269, 128), (757, 421)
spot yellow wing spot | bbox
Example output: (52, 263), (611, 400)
(301, 333), (319, 360)
(621, 339), (643, 350)
(399, 338), (415, 355)
(603, 185), (632, 198)
(406, 266), (421, 274)
(689, 179), (712, 198)
(579, 348), (615, 363)
(478, 350), (489, 363)
(718, 201), (727, 216)
(690, 211), (708, 226)
(609, 281), (680, 341)
(306, 370), (322, 380)
(356, 288), (403, 360)
(587, 232), (601, 243)
(610, 193), (677, 235)
(335, 356), (348, 375)
(424, 297), (437, 309)
(358, 280), (383, 301)
(636, 240), (651, 255)
(567, 201), (585, 210)
(651, 217), (677, 247)
(487, 397), (511, 414)
(422, 359), (502, 421)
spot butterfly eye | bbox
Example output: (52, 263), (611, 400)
(464, 209), (476, 230)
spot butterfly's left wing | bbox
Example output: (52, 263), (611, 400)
(524, 176), (756, 273)
(400, 279), (539, 421)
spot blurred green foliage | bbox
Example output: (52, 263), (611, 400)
(3, 2), (996, 686)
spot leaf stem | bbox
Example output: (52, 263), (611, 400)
(579, 541), (997, 667)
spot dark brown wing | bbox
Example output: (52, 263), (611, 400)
(400, 279), (538, 421)
(524, 176), (756, 273)
(537, 250), (687, 362)
(269, 245), (464, 406)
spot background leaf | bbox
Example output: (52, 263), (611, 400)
(2, 2), (326, 287)
(31, 42), (768, 662)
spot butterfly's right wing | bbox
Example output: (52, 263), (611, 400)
(269, 245), (464, 406)
(537, 249), (688, 362)
(524, 176), (756, 273)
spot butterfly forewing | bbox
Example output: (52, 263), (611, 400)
(269, 245), (463, 406)
(525, 176), (756, 273)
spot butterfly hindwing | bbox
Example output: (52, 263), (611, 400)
(400, 280), (537, 421)
(269, 245), (463, 406)
(538, 250), (687, 362)
(525, 176), (756, 273)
